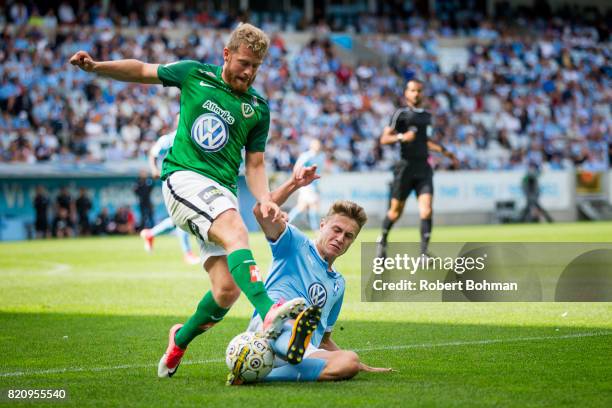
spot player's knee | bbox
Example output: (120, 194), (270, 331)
(340, 351), (360, 379)
(211, 211), (249, 250)
(420, 207), (432, 219)
(211, 281), (240, 307)
(387, 209), (401, 222)
(326, 350), (360, 380)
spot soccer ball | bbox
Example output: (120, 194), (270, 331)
(225, 331), (274, 383)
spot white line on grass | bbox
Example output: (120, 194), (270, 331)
(353, 330), (612, 352)
(1, 331), (610, 378)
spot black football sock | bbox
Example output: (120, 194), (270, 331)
(420, 218), (432, 254)
(380, 216), (395, 243)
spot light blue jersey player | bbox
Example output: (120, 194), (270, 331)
(247, 223), (345, 352)
(247, 166), (393, 382)
(140, 127), (200, 265)
(288, 139), (325, 230)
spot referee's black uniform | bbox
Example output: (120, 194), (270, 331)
(388, 106), (434, 201)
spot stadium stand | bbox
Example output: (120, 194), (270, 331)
(0, 1), (609, 173)
(0, 1), (610, 240)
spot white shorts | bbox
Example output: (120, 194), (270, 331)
(246, 315), (325, 366)
(162, 171), (238, 263)
(297, 185), (319, 206)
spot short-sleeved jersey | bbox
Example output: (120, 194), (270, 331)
(255, 224), (345, 347)
(390, 106), (432, 163)
(151, 130), (176, 169)
(157, 61), (270, 195)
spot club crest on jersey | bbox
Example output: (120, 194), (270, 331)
(308, 282), (327, 307)
(241, 103), (254, 118)
(333, 281), (340, 295)
(190, 113), (229, 152)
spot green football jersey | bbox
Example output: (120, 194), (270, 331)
(157, 60), (270, 195)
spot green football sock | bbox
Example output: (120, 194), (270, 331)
(227, 248), (274, 319)
(175, 291), (229, 349)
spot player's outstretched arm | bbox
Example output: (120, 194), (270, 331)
(273, 164), (319, 206)
(245, 151), (283, 221)
(69, 51), (161, 84)
(359, 362), (394, 372)
(252, 164), (319, 240)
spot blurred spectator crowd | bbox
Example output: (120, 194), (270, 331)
(0, 1), (610, 172)
(32, 185), (136, 238)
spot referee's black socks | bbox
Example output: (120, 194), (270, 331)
(420, 218), (432, 254)
(380, 216), (395, 242)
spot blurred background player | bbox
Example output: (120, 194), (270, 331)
(287, 139), (325, 230)
(243, 166), (392, 384)
(75, 187), (92, 236)
(377, 79), (458, 259)
(133, 169), (154, 230)
(70, 23), (313, 378)
(520, 163), (554, 223)
(140, 122), (201, 265)
(33, 185), (50, 239)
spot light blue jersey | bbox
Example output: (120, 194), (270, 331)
(151, 130), (176, 168)
(258, 224), (345, 347)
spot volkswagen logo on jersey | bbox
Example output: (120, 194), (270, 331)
(190, 113), (229, 152)
(308, 282), (327, 308)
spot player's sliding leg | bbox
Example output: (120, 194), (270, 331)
(377, 199), (405, 258)
(267, 306), (322, 364)
(417, 193), (433, 255)
(158, 256), (238, 378)
(176, 227), (200, 264)
(261, 350), (360, 382)
(261, 359), (326, 383)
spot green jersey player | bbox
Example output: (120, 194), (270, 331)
(69, 23), (317, 378)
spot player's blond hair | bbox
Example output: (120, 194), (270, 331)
(226, 23), (270, 60)
(326, 200), (368, 231)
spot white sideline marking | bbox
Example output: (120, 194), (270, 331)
(43, 261), (73, 275)
(353, 331), (612, 352)
(1, 331), (610, 378)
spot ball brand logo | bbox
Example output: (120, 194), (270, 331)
(308, 282), (327, 307)
(191, 113), (228, 152)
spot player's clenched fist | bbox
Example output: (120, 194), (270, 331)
(69, 51), (96, 72)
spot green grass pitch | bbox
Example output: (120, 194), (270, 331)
(1, 222), (611, 407)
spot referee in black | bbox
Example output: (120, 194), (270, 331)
(376, 79), (458, 258)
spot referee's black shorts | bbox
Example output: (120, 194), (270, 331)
(390, 161), (433, 202)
